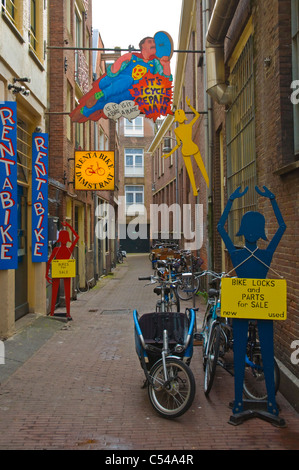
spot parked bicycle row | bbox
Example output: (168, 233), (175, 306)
(133, 268), (280, 419)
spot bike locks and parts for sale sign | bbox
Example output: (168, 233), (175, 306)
(75, 151), (114, 190)
(220, 278), (287, 320)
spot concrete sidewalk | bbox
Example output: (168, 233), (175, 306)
(0, 253), (298, 450)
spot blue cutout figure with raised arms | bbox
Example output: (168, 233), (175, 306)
(217, 185), (286, 418)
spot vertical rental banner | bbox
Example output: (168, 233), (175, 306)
(32, 132), (48, 262)
(0, 101), (18, 269)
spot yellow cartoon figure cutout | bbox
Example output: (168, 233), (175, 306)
(162, 97), (209, 196)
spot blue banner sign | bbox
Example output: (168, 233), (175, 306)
(32, 132), (48, 262)
(0, 102), (18, 269)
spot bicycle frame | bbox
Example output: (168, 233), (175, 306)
(133, 307), (196, 381)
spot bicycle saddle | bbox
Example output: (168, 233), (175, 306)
(154, 286), (170, 295)
(208, 288), (219, 298)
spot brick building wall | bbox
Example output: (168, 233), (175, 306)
(251, 0), (299, 383)
(48, 0), (98, 295)
(207, 0), (299, 406)
(118, 116), (154, 252)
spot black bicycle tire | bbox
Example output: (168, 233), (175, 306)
(169, 286), (180, 312)
(243, 350), (280, 401)
(148, 357), (196, 419)
(177, 275), (200, 301)
(204, 323), (221, 396)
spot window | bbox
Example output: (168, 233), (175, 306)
(124, 116), (144, 136)
(124, 148), (144, 177)
(75, 6), (83, 83)
(125, 185), (144, 215)
(226, 33), (256, 246)
(2, 0), (16, 24)
(75, 120), (83, 150)
(66, 82), (72, 140)
(292, 0), (299, 155)
(28, 0), (44, 63)
(30, 0), (36, 50)
(17, 119), (31, 185)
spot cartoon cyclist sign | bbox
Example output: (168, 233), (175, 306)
(70, 31), (173, 123)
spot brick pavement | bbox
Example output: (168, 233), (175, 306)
(0, 253), (298, 451)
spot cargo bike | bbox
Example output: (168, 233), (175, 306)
(133, 275), (196, 418)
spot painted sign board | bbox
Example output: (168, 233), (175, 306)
(220, 277), (287, 320)
(32, 132), (48, 262)
(75, 151), (115, 191)
(70, 31), (173, 123)
(0, 101), (18, 269)
(51, 259), (76, 278)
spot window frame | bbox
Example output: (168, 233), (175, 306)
(125, 185), (144, 215)
(124, 116), (144, 137)
(124, 148), (144, 177)
(226, 28), (257, 247)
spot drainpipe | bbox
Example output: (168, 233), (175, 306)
(202, 0), (213, 270)
(206, 0), (240, 105)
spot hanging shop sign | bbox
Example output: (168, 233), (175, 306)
(70, 31), (173, 123)
(220, 277), (287, 320)
(32, 132), (48, 262)
(75, 151), (115, 191)
(0, 101), (18, 270)
(162, 97), (209, 194)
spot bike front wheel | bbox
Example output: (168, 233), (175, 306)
(148, 357), (196, 419)
(169, 287), (181, 312)
(243, 348), (280, 401)
(204, 323), (221, 396)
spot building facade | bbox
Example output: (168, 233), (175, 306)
(48, 0), (119, 308)
(0, 0), (48, 337)
(149, 0), (299, 410)
(206, 0), (299, 411)
(148, 1), (209, 264)
(118, 115), (154, 253)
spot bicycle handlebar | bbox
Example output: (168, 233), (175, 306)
(138, 275), (180, 285)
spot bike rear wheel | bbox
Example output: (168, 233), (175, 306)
(177, 275), (200, 301)
(243, 348), (280, 401)
(204, 323), (221, 396)
(148, 357), (196, 419)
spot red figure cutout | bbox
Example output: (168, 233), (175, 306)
(46, 222), (79, 319)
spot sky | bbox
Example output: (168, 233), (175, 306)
(91, 0), (182, 70)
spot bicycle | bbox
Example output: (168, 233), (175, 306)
(138, 274), (180, 313)
(200, 271), (280, 399)
(153, 254), (204, 301)
(134, 275), (196, 418)
(117, 246), (126, 264)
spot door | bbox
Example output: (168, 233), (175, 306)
(15, 185), (29, 320)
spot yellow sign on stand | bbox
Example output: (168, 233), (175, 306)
(52, 259), (76, 278)
(220, 278), (287, 320)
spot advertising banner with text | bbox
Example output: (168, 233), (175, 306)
(0, 101), (18, 269)
(32, 132), (48, 262)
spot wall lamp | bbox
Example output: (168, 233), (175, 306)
(13, 77), (31, 83)
(163, 136), (176, 152)
(8, 84), (30, 96)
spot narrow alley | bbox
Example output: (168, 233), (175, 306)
(0, 254), (298, 452)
